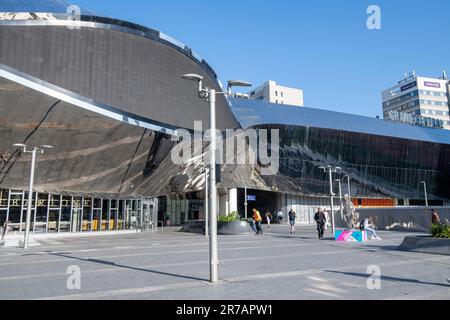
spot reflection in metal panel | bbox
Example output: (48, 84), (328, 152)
(228, 97), (450, 145)
(0, 0), (95, 15)
(0, 25), (237, 131)
(0, 63), (178, 135)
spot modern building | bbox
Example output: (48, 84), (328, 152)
(0, 0), (234, 232)
(0, 0), (449, 233)
(248, 80), (304, 106)
(382, 72), (450, 130)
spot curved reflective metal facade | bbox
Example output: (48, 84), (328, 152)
(272, 125), (450, 200)
(1, 0), (449, 223)
(0, 0), (94, 15)
(0, 2), (240, 199)
(0, 6), (237, 132)
(226, 97), (450, 203)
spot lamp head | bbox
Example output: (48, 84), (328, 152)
(227, 80), (252, 88)
(182, 73), (205, 95)
(40, 145), (54, 150)
(181, 73), (204, 82)
(13, 143), (27, 148)
(227, 80), (252, 95)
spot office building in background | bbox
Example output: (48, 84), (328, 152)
(248, 80), (304, 106)
(382, 71), (450, 130)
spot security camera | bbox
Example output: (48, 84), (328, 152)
(198, 91), (209, 99)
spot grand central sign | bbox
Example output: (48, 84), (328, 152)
(388, 110), (444, 129)
(0, 198), (92, 208)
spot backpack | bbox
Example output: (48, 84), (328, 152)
(360, 220), (366, 231)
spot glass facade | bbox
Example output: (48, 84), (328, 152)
(0, 188), (157, 234)
(256, 125), (450, 201)
(164, 196), (205, 226)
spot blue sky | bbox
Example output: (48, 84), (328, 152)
(72, 0), (450, 117)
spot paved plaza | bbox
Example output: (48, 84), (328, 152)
(0, 225), (449, 300)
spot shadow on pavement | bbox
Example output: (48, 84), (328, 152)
(48, 252), (208, 282)
(325, 270), (450, 288)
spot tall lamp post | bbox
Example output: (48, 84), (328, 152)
(420, 181), (428, 207)
(204, 166), (209, 237)
(319, 166), (341, 235)
(181, 74), (251, 284)
(13, 143), (53, 249)
(334, 179), (343, 221)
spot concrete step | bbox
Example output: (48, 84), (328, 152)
(1, 237), (41, 248)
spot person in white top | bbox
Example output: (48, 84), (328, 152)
(277, 210), (284, 224)
(361, 217), (382, 240)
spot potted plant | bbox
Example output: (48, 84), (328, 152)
(217, 211), (254, 235)
(432, 223), (450, 239)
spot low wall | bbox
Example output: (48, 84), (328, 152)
(399, 236), (450, 256)
(335, 207), (450, 232)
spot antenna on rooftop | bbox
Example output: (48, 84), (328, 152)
(443, 70), (448, 80)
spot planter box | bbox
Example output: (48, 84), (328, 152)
(335, 229), (367, 242)
(180, 220), (254, 235)
(217, 221), (254, 235)
(398, 236), (450, 256)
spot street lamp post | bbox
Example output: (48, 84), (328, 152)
(13, 143), (53, 249)
(244, 187), (248, 219)
(319, 166), (341, 235)
(334, 179), (343, 221)
(420, 181), (428, 207)
(181, 74), (251, 284)
(204, 167), (209, 237)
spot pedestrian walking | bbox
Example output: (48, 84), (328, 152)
(277, 210), (284, 224)
(288, 208), (296, 234)
(248, 218), (257, 233)
(314, 208), (327, 240)
(265, 210), (273, 228)
(253, 208), (263, 235)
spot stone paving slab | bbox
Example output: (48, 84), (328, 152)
(0, 225), (449, 300)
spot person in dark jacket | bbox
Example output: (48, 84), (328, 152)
(314, 208), (327, 240)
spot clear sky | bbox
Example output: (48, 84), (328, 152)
(71, 0), (450, 117)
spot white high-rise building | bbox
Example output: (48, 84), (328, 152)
(248, 80), (304, 107)
(382, 71), (450, 130)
